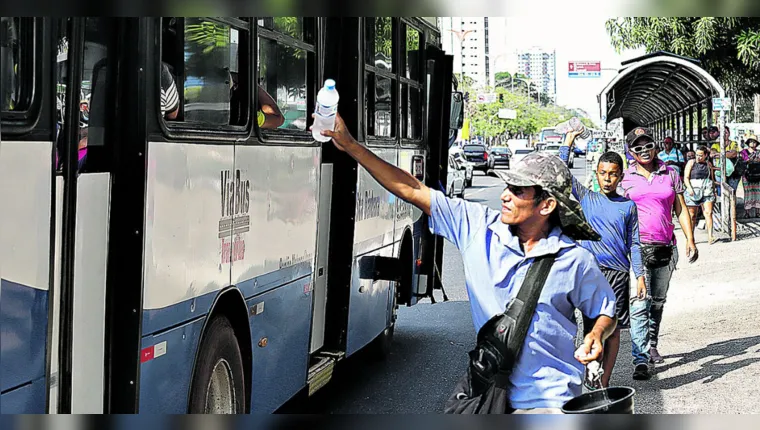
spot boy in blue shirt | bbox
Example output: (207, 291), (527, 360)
(566, 131), (646, 385)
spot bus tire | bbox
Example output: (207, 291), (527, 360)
(188, 316), (246, 414)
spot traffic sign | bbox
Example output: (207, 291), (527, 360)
(712, 97), (732, 111)
(498, 108), (516, 120)
(569, 61), (601, 78)
(477, 93), (497, 104)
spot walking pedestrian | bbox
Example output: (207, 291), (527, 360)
(620, 127), (699, 380)
(709, 126), (741, 193)
(658, 136), (685, 176)
(683, 146), (716, 244)
(740, 136), (760, 219)
(318, 113), (617, 412)
(564, 129), (645, 388)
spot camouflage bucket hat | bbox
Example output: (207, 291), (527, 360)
(493, 151), (601, 241)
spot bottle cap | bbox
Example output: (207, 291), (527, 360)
(325, 79), (336, 90)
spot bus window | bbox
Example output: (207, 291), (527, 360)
(364, 18), (396, 139)
(162, 18), (250, 128)
(256, 17), (314, 132)
(1, 17), (30, 113)
(402, 23), (423, 140)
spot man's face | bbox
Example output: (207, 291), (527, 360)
(687, 151), (696, 161)
(499, 184), (554, 226)
(629, 138), (657, 165)
(664, 139), (673, 151)
(596, 162), (623, 195)
(709, 129), (720, 141)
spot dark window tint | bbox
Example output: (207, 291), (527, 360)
(182, 19), (241, 126)
(1, 17), (30, 112)
(365, 17), (393, 71)
(258, 34), (308, 131)
(405, 26), (421, 81)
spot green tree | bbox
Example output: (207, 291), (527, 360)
(606, 17), (760, 98)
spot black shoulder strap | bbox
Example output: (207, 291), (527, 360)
(504, 254), (557, 355)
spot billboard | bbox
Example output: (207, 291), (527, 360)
(569, 61), (601, 78)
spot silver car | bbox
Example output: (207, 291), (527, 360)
(447, 155), (466, 198)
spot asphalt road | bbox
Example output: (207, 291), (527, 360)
(280, 161), (760, 414)
(280, 166), (587, 414)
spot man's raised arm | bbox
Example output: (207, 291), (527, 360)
(319, 113), (432, 216)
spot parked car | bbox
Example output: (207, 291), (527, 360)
(462, 143), (494, 173)
(446, 155), (466, 198)
(510, 147), (535, 166)
(454, 154), (474, 187)
(489, 146), (512, 169)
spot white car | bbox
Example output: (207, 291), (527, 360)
(510, 148), (535, 167)
(450, 148), (474, 187)
(446, 155), (466, 198)
(543, 144), (576, 168)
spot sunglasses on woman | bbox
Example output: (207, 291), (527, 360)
(630, 141), (656, 154)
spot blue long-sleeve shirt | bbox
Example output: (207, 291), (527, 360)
(572, 177), (644, 278)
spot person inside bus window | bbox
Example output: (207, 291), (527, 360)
(161, 62), (180, 120)
(257, 85), (284, 129)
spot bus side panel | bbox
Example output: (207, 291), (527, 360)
(352, 148), (397, 257)
(396, 148), (426, 304)
(0, 141), (53, 413)
(0, 376), (46, 414)
(247, 276), (313, 413)
(346, 147), (397, 357)
(230, 145), (319, 297)
(141, 142), (234, 332)
(137, 315), (205, 413)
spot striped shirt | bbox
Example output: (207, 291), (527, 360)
(160, 63), (179, 116)
(657, 148), (685, 175)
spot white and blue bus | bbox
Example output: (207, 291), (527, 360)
(0, 17), (460, 413)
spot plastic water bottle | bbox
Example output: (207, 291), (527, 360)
(312, 79), (339, 142)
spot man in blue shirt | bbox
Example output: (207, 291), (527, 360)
(658, 137), (685, 176)
(319, 113), (617, 413)
(564, 130), (646, 384)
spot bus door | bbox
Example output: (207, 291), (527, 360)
(0, 17), (55, 414)
(48, 17), (116, 413)
(418, 43), (453, 298)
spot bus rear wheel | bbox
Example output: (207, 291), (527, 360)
(189, 316), (246, 414)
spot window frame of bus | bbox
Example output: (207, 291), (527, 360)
(399, 18), (424, 147)
(157, 17), (252, 141)
(0, 17), (42, 135)
(364, 17), (398, 147)
(255, 17), (317, 145)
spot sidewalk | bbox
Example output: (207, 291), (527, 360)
(609, 218), (760, 413)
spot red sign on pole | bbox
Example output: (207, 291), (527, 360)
(568, 62), (601, 78)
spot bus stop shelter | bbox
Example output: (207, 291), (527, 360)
(598, 51), (736, 238)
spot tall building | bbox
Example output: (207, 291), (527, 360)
(516, 47), (557, 103)
(437, 17), (507, 90)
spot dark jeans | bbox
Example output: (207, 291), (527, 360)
(630, 247), (678, 365)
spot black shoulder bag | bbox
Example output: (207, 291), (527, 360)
(444, 254), (557, 414)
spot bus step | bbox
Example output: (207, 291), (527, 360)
(307, 351), (344, 396)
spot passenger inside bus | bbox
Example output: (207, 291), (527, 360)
(161, 18), (283, 129)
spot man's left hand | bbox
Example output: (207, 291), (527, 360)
(575, 331), (604, 365)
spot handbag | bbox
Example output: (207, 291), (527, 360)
(443, 254), (557, 414)
(640, 244), (673, 269)
(746, 160), (760, 182)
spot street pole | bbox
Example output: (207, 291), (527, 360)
(720, 109), (729, 235)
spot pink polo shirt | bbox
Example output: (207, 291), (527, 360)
(620, 161), (684, 245)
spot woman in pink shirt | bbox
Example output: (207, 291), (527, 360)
(619, 127), (698, 380)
